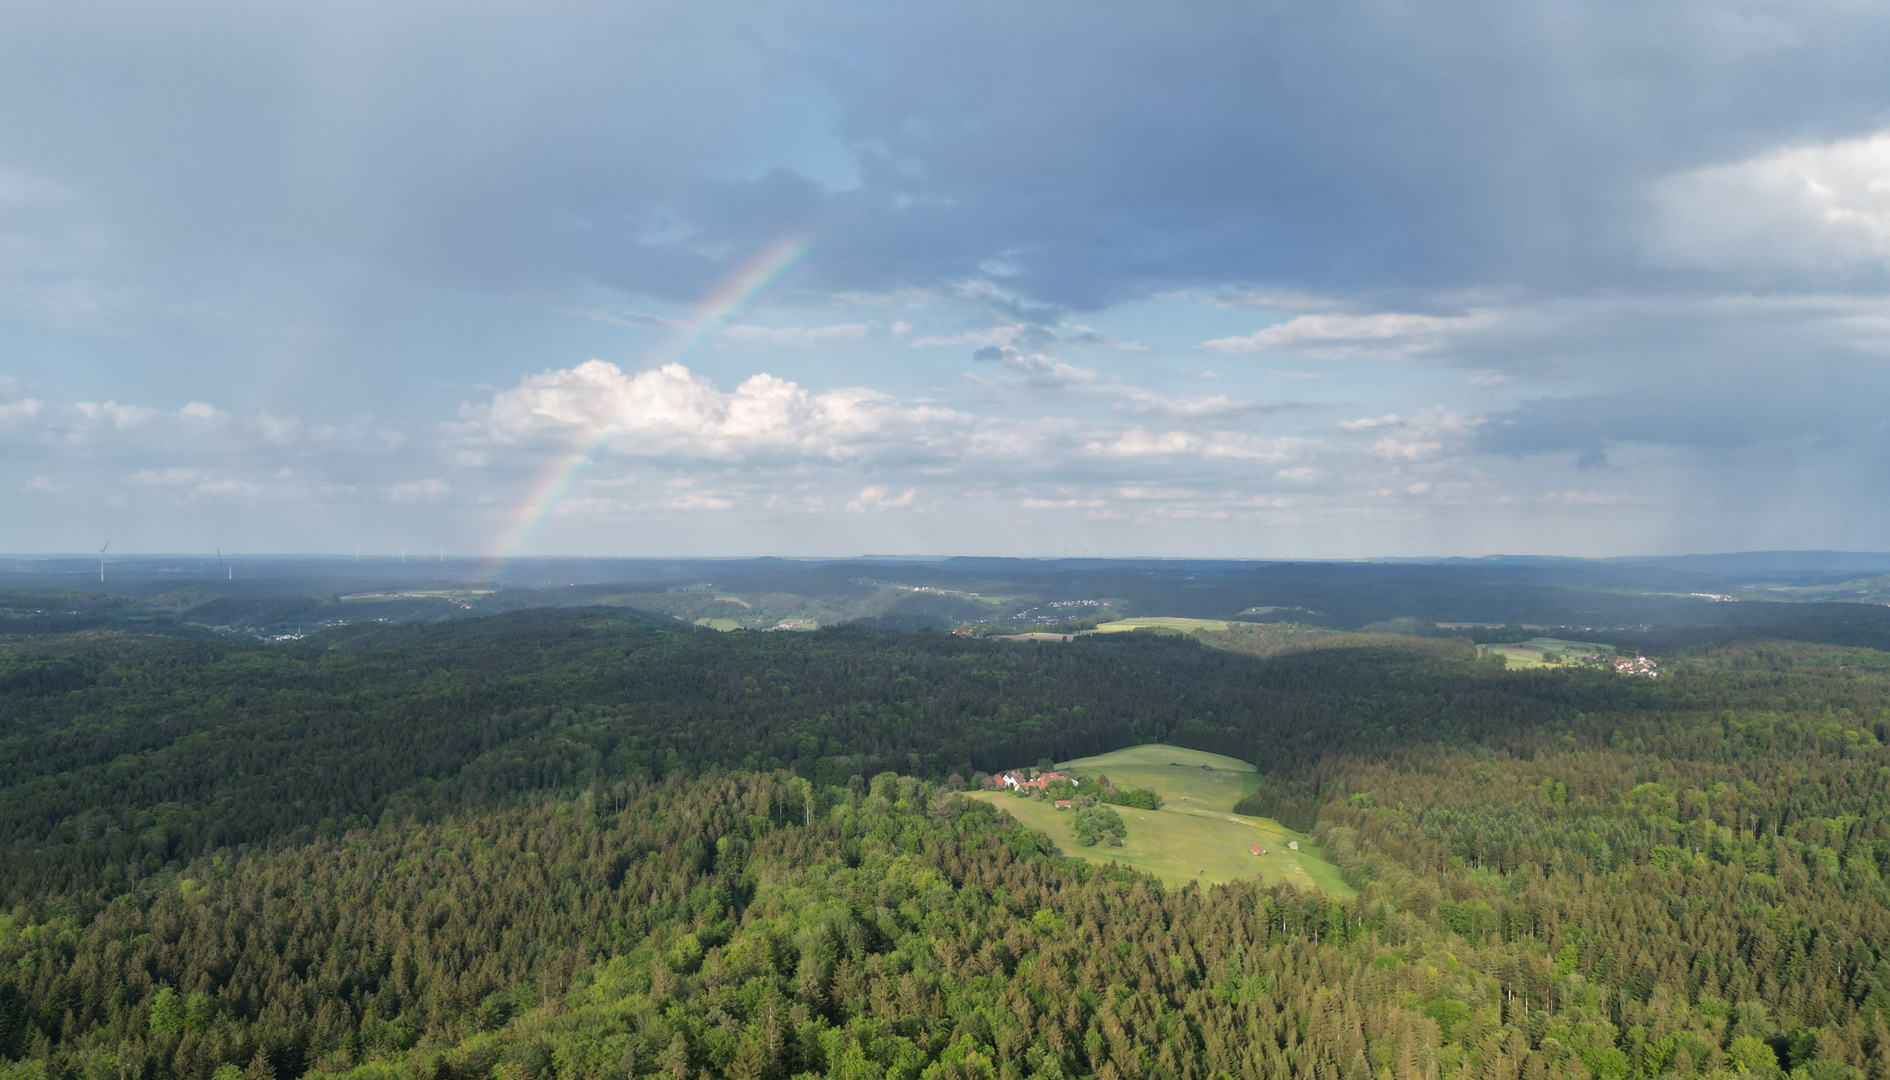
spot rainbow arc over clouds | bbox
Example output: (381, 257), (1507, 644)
(482, 233), (814, 579)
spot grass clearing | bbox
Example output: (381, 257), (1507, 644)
(968, 743), (1352, 895)
(1056, 744), (1261, 816)
(1482, 643), (1555, 668)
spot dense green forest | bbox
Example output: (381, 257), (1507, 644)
(0, 609), (1604, 901)
(6, 613), (1890, 1080)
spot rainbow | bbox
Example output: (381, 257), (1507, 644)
(481, 233), (813, 578)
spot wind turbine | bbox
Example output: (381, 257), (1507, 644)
(98, 542), (108, 583)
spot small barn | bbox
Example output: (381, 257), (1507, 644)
(1250, 844), (1264, 856)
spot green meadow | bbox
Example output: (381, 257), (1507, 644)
(968, 743), (1352, 894)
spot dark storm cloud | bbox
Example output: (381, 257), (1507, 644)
(8, 0), (1890, 310)
(0, 0), (827, 303)
(1434, 293), (1890, 464)
(813, 0), (1890, 305)
(1478, 387), (1885, 460)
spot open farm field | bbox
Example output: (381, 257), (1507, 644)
(994, 631), (1081, 641)
(1090, 617), (1234, 634)
(1481, 643), (1555, 667)
(1057, 743), (1262, 815)
(966, 792), (1347, 891)
(1523, 636), (1615, 655)
(1480, 636), (1616, 667)
(1059, 743), (1256, 772)
(971, 743), (1351, 893)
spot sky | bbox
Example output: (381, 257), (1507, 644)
(4, 0), (1890, 560)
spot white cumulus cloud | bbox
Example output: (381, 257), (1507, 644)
(460, 360), (969, 461)
(1202, 311), (1491, 357)
(0, 397), (42, 424)
(846, 485), (916, 512)
(1337, 408), (1481, 461)
(1652, 130), (1890, 274)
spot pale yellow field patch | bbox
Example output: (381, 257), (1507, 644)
(1088, 617), (1234, 634)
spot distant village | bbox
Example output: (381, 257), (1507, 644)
(1612, 654), (1659, 676)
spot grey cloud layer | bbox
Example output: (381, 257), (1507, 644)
(10, 0), (1890, 310)
(5, 0), (1890, 554)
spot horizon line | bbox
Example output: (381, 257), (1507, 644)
(4, 549), (1890, 563)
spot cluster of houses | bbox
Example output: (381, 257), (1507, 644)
(997, 769), (1078, 791)
(994, 770), (1082, 809)
(1611, 654), (1658, 676)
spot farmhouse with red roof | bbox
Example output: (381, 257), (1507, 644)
(998, 770), (1079, 791)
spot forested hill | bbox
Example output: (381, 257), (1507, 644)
(9, 612), (1890, 1080)
(6, 612), (1890, 904)
(6, 766), (1890, 1080)
(0, 607), (1770, 902)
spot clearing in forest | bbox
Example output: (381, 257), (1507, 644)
(1479, 637), (1616, 668)
(968, 743), (1352, 895)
